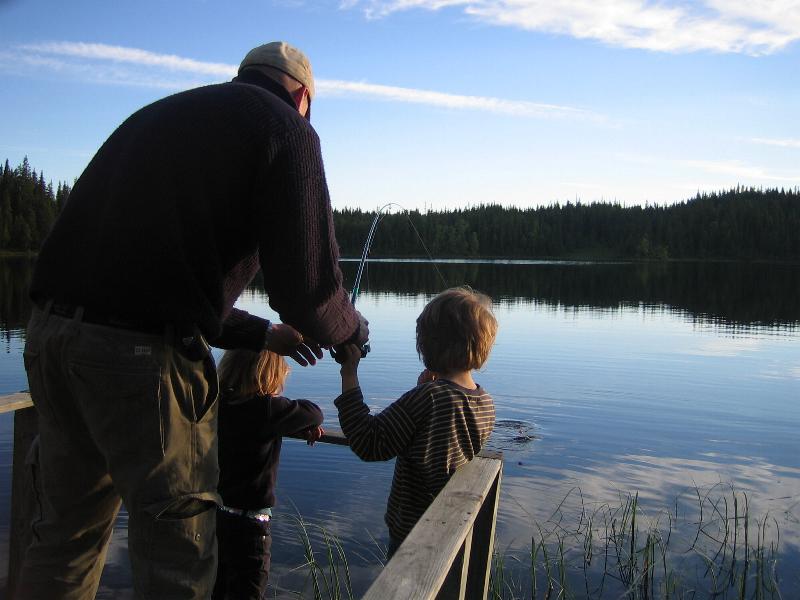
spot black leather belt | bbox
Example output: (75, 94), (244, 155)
(40, 300), (165, 334)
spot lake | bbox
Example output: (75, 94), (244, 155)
(1, 257), (799, 598)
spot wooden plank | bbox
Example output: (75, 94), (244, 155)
(434, 531), (472, 600)
(0, 392), (33, 415)
(457, 529), (473, 600)
(477, 449), (503, 461)
(7, 406), (39, 600)
(465, 466), (502, 600)
(363, 456), (502, 600)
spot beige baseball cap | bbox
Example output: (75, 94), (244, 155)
(239, 41), (315, 100)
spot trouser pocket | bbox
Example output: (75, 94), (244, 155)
(23, 348), (61, 428)
(132, 494), (219, 599)
(70, 360), (165, 459)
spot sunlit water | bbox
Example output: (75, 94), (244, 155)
(1, 259), (799, 597)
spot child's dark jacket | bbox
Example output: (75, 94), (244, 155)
(218, 392), (322, 510)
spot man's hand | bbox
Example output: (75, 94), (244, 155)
(265, 323), (323, 367)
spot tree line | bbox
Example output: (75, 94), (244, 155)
(335, 188), (800, 260)
(2, 157), (798, 260)
(0, 157), (70, 251)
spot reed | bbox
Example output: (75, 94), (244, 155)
(488, 485), (787, 600)
(281, 484), (787, 599)
(286, 514), (359, 600)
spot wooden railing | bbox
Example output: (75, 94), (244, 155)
(1, 392), (37, 600)
(1, 392), (503, 600)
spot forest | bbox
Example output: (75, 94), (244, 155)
(0, 158), (70, 252)
(334, 189), (800, 260)
(1, 157), (798, 261)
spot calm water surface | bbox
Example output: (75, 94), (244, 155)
(1, 258), (799, 597)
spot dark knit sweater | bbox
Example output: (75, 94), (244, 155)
(30, 71), (358, 348)
(217, 392), (323, 510)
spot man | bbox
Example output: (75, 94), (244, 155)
(19, 41), (367, 599)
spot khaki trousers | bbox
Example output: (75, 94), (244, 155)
(18, 306), (221, 600)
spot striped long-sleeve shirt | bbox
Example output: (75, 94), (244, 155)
(334, 380), (495, 541)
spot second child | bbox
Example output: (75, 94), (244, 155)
(213, 348), (324, 600)
(334, 287), (498, 556)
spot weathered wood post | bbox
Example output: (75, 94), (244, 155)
(2, 394), (38, 600)
(465, 450), (502, 599)
(363, 452), (503, 600)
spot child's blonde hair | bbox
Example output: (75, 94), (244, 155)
(416, 286), (498, 373)
(218, 348), (290, 399)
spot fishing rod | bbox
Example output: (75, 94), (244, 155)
(345, 203), (393, 358)
(350, 203), (393, 306)
(336, 202), (449, 361)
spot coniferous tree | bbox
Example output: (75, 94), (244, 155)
(2, 156), (798, 260)
(332, 187), (800, 261)
(0, 157), (65, 252)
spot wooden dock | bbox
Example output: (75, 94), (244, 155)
(1, 392), (502, 599)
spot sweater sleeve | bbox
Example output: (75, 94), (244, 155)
(211, 308), (269, 350)
(334, 386), (427, 462)
(256, 125), (360, 346)
(263, 396), (324, 439)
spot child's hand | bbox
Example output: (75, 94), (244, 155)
(305, 426), (325, 446)
(335, 344), (362, 373)
(417, 369), (437, 385)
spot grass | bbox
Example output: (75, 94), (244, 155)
(275, 511), (382, 600)
(275, 484), (791, 599)
(489, 485), (787, 600)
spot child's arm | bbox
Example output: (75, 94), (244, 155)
(334, 344), (427, 462)
(338, 343), (361, 393)
(264, 396), (324, 440)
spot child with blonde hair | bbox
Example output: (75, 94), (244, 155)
(334, 287), (498, 556)
(213, 348), (324, 600)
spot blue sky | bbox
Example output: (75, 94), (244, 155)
(1, 0), (798, 211)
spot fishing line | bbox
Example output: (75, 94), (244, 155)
(340, 202), (452, 360)
(401, 209), (449, 291)
(350, 202), (449, 307)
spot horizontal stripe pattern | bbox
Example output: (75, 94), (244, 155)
(335, 380), (494, 540)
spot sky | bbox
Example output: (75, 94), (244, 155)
(1, 0), (799, 212)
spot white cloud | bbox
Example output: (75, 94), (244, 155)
(680, 158), (800, 183)
(2, 50), (208, 91)
(344, 0), (800, 55)
(5, 41), (595, 120)
(21, 41), (236, 77)
(618, 152), (800, 184)
(750, 137), (800, 149)
(318, 78), (597, 119)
